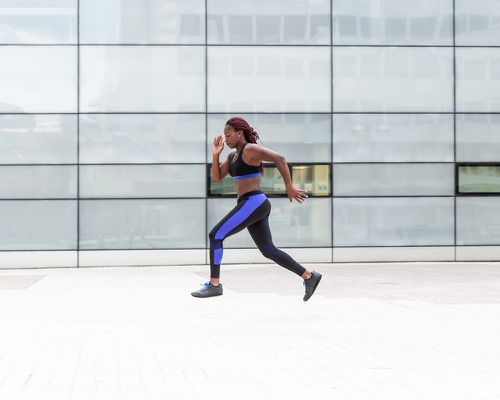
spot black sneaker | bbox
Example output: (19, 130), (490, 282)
(303, 271), (322, 301)
(191, 282), (223, 298)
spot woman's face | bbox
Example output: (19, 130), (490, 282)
(223, 125), (242, 148)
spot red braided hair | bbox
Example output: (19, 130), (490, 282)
(226, 117), (260, 144)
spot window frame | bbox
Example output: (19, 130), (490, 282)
(456, 163), (500, 196)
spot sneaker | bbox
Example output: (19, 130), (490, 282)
(191, 282), (223, 298)
(303, 271), (322, 301)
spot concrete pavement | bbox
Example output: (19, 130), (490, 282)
(0, 262), (499, 400)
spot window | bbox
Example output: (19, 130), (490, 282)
(208, 163), (331, 197)
(457, 164), (500, 195)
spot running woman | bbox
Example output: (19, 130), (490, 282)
(191, 117), (322, 301)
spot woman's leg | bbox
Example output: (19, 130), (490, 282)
(247, 214), (323, 301)
(247, 215), (307, 277)
(208, 194), (270, 283)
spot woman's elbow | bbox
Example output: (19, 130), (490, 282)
(275, 155), (286, 165)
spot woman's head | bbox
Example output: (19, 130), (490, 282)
(224, 117), (260, 148)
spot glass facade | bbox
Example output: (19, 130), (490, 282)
(1, 0), (499, 265)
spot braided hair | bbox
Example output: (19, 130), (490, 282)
(226, 117), (261, 144)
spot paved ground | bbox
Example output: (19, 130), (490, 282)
(0, 262), (499, 400)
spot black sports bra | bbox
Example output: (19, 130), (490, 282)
(228, 143), (262, 180)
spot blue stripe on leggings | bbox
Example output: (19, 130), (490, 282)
(214, 194), (267, 240)
(214, 247), (223, 265)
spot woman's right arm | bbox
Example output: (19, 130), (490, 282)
(211, 135), (232, 183)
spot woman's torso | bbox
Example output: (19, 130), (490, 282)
(229, 144), (261, 198)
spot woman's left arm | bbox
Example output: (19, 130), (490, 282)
(246, 144), (308, 204)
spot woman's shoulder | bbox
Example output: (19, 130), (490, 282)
(243, 142), (260, 152)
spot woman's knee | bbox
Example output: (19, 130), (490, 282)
(208, 228), (218, 242)
(259, 244), (278, 259)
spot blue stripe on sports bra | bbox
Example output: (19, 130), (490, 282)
(233, 172), (261, 181)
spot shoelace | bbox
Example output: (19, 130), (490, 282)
(201, 282), (210, 291)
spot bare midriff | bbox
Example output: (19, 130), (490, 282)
(235, 177), (261, 198)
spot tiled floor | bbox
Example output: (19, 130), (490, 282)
(0, 262), (499, 400)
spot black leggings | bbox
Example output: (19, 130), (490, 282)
(209, 190), (307, 279)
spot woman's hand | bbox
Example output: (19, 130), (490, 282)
(213, 134), (224, 155)
(286, 185), (308, 204)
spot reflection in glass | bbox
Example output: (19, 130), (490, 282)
(292, 165), (331, 196)
(80, 165), (205, 198)
(80, 0), (205, 44)
(457, 197), (500, 245)
(0, 200), (77, 250)
(333, 114), (454, 162)
(80, 46), (205, 112)
(333, 0), (453, 45)
(0, 115), (77, 164)
(0, 166), (77, 199)
(0, 47), (77, 113)
(457, 114), (500, 161)
(334, 164), (454, 196)
(208, 46), (330, 112)
(80, 199), (205, 249)
(334, 197), (454, 246)
(456, 48), (500, 112)
(80, 114), (205, 163)
(333, 47), (454, 112)
(208, 0), (330, 44)
(455, 0), (500, 45)
(261, 166), (286, 196)
(209, 175), (238, 197)
(0, 0), (77, 44)
(458, 166), (500, 194)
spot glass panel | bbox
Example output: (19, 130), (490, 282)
(333, 0), (453, 45)
(0, 114), (77, 164)
(333, 114), (454, 162)
(261, 166), (286, 196)
(456, 48), (500, 113)
(292, 165), (331, 196)
(0, 200), (76, 250)
(458, 165), (500, 193)
(209, 175), (237, 197)
(80, 165), (205, 198)
(80, 0), (205, 44)
(207, 114), (331, 162)
(207, 0), (330, 44)
(456, 0), (500, 45)
(79, 199), (205, 249)
(0, 0), (77, 44)
(208, 46), (330, 112)
(79, 114), (205, 163)
(208, 198), (331, 247)
(80, 46), (205, 112)
(457, 197), (500, 245)
(333, 47), (454, 112)
(457, 114), (500, 162)
(0, 166), (77, 199)
(334, 164), (454, 196)
(333, 197), (454, 246)
(0, 46), (77, 113)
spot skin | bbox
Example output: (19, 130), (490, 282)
(209, 124), (312, 286)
